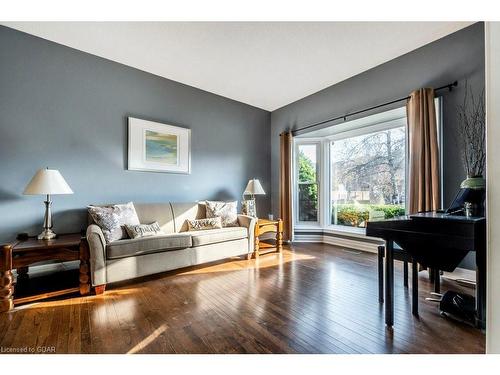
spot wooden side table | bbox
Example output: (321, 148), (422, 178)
(252, 218), (283, 258)
(0, 233), (90, 312)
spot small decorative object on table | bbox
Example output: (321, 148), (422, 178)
(464, 202), (473, 218)
(252, 218), (283, 259)
(242, 178), (265, 217)
(0, 233), (90, 312)
(23, 168), (74, 240)
(241, 199), (256, 217)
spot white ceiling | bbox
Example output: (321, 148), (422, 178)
(3, 22), (473, 111)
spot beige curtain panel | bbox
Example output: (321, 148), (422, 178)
(406, 88), (441, 214)
(279, 131), (293, 242)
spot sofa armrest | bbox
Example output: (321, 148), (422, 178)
(238, 214), (257, 254)
(86, 224), (107, 286)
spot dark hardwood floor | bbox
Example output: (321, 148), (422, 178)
(0, 243), (485, 354)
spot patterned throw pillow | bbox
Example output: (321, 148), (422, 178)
(88, 202), (140, 243)
(205, 201), (238, 227)
(125, 222), (164, 239)
(187, 217), (223, 231)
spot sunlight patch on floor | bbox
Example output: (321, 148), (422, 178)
(177, 250), (316, 275)
(10, 287), (141, 311)
(127, 324), (168, 354)
(11, 297), (85, 310)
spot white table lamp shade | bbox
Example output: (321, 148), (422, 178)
(24, 168), (74, 195)
(244, 179), (265, 195)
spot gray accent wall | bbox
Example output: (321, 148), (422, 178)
(270, 23), (485, 269)
(0, 26), (271, 243)
(0, 23), (485, 271)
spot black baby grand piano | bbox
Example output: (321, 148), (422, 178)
(366, 189), (486, 329)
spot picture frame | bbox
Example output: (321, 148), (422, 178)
(128, 117), (191, 174)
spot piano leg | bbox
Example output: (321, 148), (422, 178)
(433, 268), (441, 294)
(378, 246), (384, 303)
(475, 225), (487, 330)
(385, 240), (394, 327)
(412, 259), (419, 316)
(403, 261), (409, 288)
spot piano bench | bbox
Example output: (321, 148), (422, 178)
(377, 245), (415, 304)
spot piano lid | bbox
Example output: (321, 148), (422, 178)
(366, 211), (485, 271)
(409, 211), (485, 222)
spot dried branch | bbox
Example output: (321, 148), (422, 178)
(456, 81), (486, 177)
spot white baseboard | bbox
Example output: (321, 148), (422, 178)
(294, 233), (381, 254)
(322, 235), (380, 253)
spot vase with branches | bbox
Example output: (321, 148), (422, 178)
(456, 81), (486, 190)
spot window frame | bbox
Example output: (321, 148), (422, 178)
(293, 99), (443, 235)
(294, 140), (322, 226)
(328, 118), (407, 232)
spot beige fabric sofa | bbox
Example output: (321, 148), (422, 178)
(86, 202), (256, 292)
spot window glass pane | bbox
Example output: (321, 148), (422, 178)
(297, 144), (318, 222)
(299, 183), (318, 222)
(330, 127), (406, 228)
(298, 144), (317, 183)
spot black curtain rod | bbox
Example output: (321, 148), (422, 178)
(287, 81), (458, 136)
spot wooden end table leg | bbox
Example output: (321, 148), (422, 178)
(0, 245), (14, 312)
(254, 236), (260, 258)
(253, 220), (260, 259)
(276, 219), (283, 253)
(79, 239), (91, 296)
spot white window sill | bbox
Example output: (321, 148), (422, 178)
(295, 223), (361, 232)
(295, 223), (365, 233)
(295, 223), (322, 230)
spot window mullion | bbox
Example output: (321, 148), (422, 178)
(320, 140), (329, 228)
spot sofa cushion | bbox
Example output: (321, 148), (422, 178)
(133, 203), (175, 234)
(187, 217), (222, 231)
(106, 233), (192, 260)
(205, 201), (238, 227)
(171, 202), (207, 232)
(88, 202), (140, 243)
(189, 227), (247, 247)
(125, 221), (164, 239)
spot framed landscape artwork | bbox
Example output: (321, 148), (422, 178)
(128, 117), (191, 174)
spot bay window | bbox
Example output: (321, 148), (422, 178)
(330, 125), (406, 228)
(293, 100), (442, 234)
